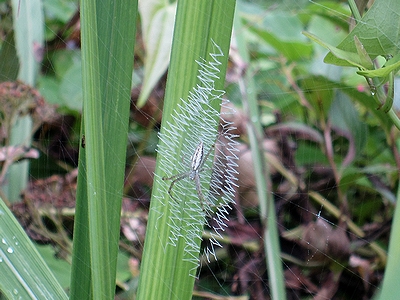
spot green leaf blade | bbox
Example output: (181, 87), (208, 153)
(0, 200), (68, 299)
(70, 0), (138, 299)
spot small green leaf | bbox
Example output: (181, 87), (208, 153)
(357, 55), (400, 78)
(303, 31), (364, 68)
(354, 35), (374, 70)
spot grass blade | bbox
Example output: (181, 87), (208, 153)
(0, 199), (68, 299)
(70, 1), (137, 299)
(137, 1), (236, 299)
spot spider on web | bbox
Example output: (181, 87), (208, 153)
(162, 141), (215, 211)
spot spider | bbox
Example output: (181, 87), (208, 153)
(162, 141), (215, 211)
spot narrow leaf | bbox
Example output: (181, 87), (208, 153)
(0, 199), (68, 299)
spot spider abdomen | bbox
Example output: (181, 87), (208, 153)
(190, 141), (205, 173)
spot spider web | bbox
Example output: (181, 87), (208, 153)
(154, 41), (239, 272)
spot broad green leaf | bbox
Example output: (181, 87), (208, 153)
(38, 49), (83, 111)
(52, 49), (82, 80)
(325, 0), (400, 66)
(37, 76), (62, 105)
(43, 0), (76, 23)
(248, 11), (312, 61)
(304, 14), (347, 81)
(60, 63), (82, 111)
(35, 245), (71, 289)
(305, 0), (351, 31)
(137, 0), (177, 107)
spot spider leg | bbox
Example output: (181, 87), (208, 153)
(162, 171), (191, 181)
(194, 174), (213, 212)
(162, 142), (216, 211)
(163, 172), (190, 201)
(199, 144), (215, 167)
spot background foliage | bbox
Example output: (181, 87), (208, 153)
(0, 0), (399, 299)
